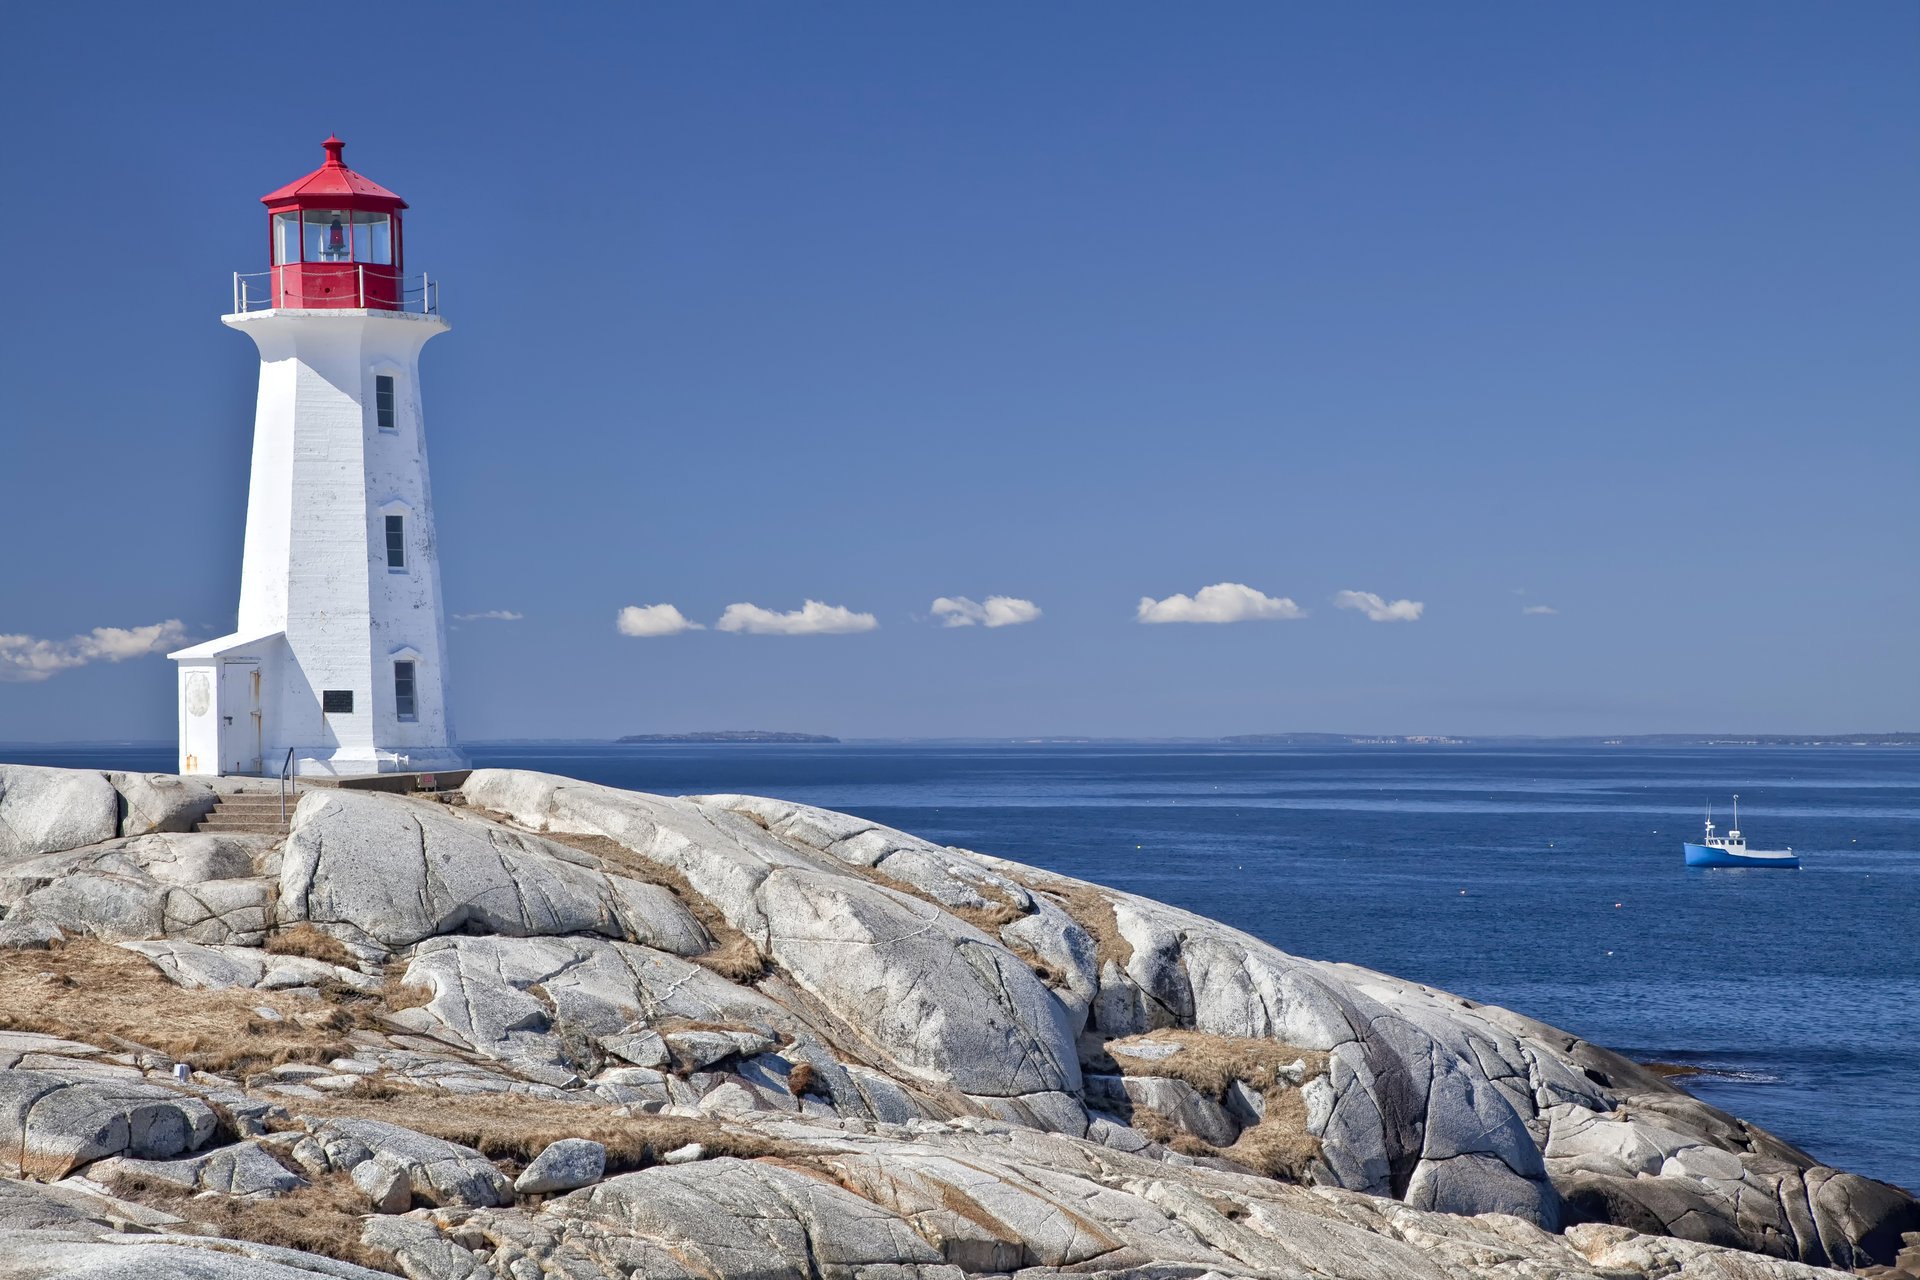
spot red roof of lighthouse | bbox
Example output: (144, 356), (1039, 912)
(261, 137), (408, 211)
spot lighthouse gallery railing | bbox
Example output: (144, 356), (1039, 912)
(232, 269), (440, 315)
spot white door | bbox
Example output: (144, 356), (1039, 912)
(219, 660), (263, 775)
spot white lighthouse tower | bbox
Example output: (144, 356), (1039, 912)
(170, 138), (465, 778)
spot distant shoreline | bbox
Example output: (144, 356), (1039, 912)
(1219, 732), (1920, 748)
(2, 733), (1914, 751)
(614, 731), (840, 745)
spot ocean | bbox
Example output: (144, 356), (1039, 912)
(9, 741), (1917, 1192)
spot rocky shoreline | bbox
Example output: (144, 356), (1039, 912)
(0, 762), (1913, 1278)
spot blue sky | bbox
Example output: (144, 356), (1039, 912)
(1, 3), (1914, 739)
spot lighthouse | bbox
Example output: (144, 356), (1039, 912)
(169, 139), (465, 778)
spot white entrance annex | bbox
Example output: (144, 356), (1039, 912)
(170, 138), (465, 778)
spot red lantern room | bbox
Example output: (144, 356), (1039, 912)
(259, 137), (407, 310)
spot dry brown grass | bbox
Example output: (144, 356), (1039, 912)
(1108, 1030), (1328, 1100)
(379, 959), (434, 1013)
(942, 898), (1030, 933)
(793, 837), (1035, 936)
(786, 1061), (818, 1098)
(288, 1086), (794, 1175)
(0, 939), (368, 1076)
(262, 923), (357, 968)
(524, 828), (769, 983)
(1106, 1030), (1329, 1183)
(999, 877), (1133, 970)
(102, 1170), (400, 1273)
(1217, 1088), (1320, 1180)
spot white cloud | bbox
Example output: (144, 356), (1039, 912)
(931, 596), (1043, 628)
(616, 604), (704, 637)
(454, 609), (523, 622)
(1136, 583), (1305, 625)
(716, 600), (878, 636)
(1334, 590), (1424, 622)
(1522, 604), (1558, 615)
(0, 619), (188, 682)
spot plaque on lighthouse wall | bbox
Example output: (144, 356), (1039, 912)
(184, 673), (211, 718)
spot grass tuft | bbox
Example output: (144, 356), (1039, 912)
(0, 939), (367, 1076)
(286, 1086), (795, 1175)
(379, 958), (434, 1012)
(101, 1171), (401, 1274)
(1107, 1030), (1328, 1100)
(509, 827), (769, 983)
(786, 1061), (817, 1098)
(1105, 1029), (1330, 1183)
(262, 923), (358, 968)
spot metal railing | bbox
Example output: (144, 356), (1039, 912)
(278, 746), (296, 822)
(233, 269), (440, 315)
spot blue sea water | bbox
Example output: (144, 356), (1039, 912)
(9, 741), (1918, 1192)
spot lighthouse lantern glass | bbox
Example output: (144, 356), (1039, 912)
(352, 212), (393, 265)
(304, 210), (350, 261)
(274, 214), (301, 265)
(296, 209), (393, 265)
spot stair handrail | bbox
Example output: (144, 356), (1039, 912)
(278, 747), (296, 823)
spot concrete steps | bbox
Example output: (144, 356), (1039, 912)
(193, 792), (297, 836)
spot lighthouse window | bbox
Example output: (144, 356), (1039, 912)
(351, 212), (393, 265)
(304, 210), (353, 262)
(393, 662), (417, 722)
(385, 515), (407, 570)
(274, 213), (302, 264)
(375, 376), (397, 430)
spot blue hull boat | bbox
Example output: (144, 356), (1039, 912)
(1684, 795), (1798, 868)
(1684, 841), (1799, 869)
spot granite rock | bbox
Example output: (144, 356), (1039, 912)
(0, 767), (118, 861)
(515, 1137), (606, 1194)
(278, 789), (710, 955)
(89, 1139), (304, 1198)
(0, 765), (1911, 1280)
(0, 1072), (217, 1180)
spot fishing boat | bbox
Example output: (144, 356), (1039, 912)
(1683, 795), (1798, 869)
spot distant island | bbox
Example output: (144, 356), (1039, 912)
(1223, 732), (1919, 747)
(616, 731), (840, 744)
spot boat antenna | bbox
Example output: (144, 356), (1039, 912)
(1733, 793), (1739, 832)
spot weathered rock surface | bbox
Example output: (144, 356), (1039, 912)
(313, 1117), (512, 1208)
(0, 832), (272, 945)
(0, 1225), (394, 1279)
(0, 766), (119, 860)
(106, 772), (217, 838)
(90, 1139), (304, 1198)
(513, 1137), (604, 1195)
(0, 1071), (218, 1179)
(0, 763), (1911, 1280)
(279, 790), (710, 956)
